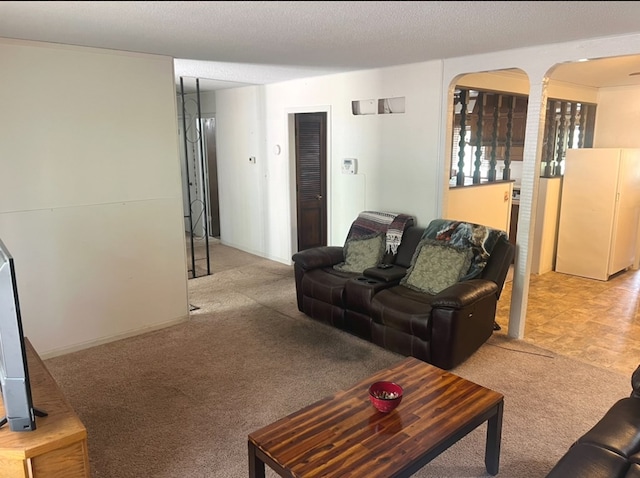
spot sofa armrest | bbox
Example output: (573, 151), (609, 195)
(429, 282), (499, 370)
(430, 279), (499, 309)
(292, 246), (344, 270)
(631, 365), (640, 398)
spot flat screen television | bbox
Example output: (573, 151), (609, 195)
(0, 238), (46, 431)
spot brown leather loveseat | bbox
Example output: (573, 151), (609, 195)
(292, 216), (515, 370)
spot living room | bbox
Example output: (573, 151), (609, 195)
(2, 0), (640, 362)
(2, 2), (640, 477)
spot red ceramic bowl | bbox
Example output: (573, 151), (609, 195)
(368, 381), (403, 413)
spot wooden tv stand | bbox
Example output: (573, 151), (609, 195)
(0, 338), (90, 478)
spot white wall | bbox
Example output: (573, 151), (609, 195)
(215, 61), (444, 263)
(0, 38), (189, 357)
(547, 80), (598, 104)
(215, 86), (267, 256)
(199, 90), (217, 116)
(457, 69), (530, 94)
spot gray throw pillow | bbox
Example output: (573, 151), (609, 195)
(400, 239), (473, 294)
(333, 233), (385, 274)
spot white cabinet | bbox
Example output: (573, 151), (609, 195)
(555, 148), (640, 281)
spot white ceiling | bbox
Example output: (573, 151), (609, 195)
(2, 1), (640, 91)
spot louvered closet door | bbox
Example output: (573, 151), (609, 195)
(295, 113), (327, 251)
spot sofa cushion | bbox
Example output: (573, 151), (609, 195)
(422, 219), (508, 281)
(628, 463), (640, 478)
(400, 239), (473, 294)
(370, 286), (433, 340)
(333, 233), (385, 273)
(301, 267), (357, 307)
(577, 398), (640, 457)
(546, 442), (631, 478)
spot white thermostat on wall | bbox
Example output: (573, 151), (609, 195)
(342, 158), (357, 175)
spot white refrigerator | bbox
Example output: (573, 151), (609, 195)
(555, 148), (640, 281)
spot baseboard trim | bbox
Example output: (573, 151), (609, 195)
(39, 315), (190, 360)
(218, 239), (291, 266)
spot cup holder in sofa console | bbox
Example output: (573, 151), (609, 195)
(356, 277), (379, 284)
(346, 276), (390, 316)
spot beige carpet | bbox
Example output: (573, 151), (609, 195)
(44, 247), (631, 477)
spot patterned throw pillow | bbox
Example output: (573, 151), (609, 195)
(400, 239), (474, 294)
(422, 219), (507, 281)
(333, 233), (385, 274)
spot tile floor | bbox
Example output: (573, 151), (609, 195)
(496, 267), (640, 376)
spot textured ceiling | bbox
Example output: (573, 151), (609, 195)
(2, 1), (640, 89)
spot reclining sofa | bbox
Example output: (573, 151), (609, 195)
(292, 214), (515, 370)
(547, 364), (640, 477)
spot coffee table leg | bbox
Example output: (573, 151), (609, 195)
(485, 400), (503, 475)
(248, 441), (266, 478)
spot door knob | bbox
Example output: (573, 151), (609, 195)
(316, 195), (323, 200)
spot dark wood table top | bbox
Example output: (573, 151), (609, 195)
(249, 356), (504, 477)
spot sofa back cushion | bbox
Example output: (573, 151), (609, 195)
(394, 226), (425, 268)
(400, 239), (474, 294)
(480, 235), (515, 298)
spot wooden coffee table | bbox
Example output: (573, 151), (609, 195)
(248, 356), (503, 477)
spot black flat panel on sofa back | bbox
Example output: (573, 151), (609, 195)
(394, 226), (424, 268)
(480, 235), (514, 298)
